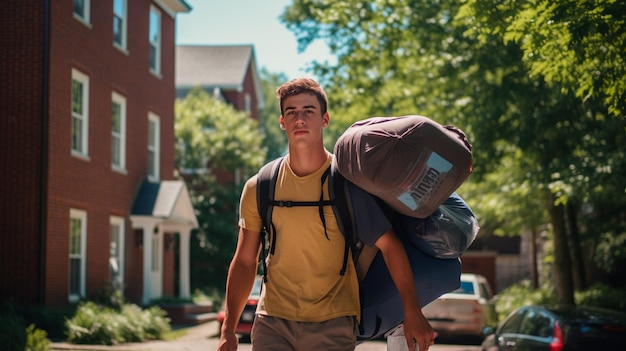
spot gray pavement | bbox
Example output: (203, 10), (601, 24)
(49, 321), (477, 351)
(49, 320), (390, 351)
(51, 321), (223, 351)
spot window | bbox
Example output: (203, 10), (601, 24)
(519, 309), (552, 338)
(501, 308), (526, 334)
(244, 93), (251, 113)
(148, 113), (160, 181)
(149, 6), (161, 75)
(71, 69), (89, 157)
(113, 0), (127, 50)
(73, 0), (90, 24)
(454, 281), (475, 295)
(479, 282), (492, 299)
(111, 92), (126, 171)
(69, 209), (87, 302)
(110, 216), (125, 292)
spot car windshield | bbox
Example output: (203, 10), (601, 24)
(451, 281), (475, 295)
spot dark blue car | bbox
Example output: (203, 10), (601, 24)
(480, 305), (626, 351)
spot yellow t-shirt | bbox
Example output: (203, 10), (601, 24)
(239, 154), (360, 322)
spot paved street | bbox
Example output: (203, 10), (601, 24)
(51, 321), (480, 351)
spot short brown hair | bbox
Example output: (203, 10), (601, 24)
(276, 78), (328, 115)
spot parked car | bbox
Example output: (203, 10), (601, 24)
(422, 273), (498, 340)
(217, 275), (263, 341)
(480, 304), (626, 351)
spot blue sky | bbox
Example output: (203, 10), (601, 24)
(176, 0), (335, 80)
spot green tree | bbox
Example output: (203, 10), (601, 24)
(459, 0), (626, 302)
(175, 87), (266, 295)
(258, 68), (289, 161)
(281, 0), (626, 304)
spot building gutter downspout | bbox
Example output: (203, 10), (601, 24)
(38, 0), (50, 305)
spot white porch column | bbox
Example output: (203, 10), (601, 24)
(142, 223), (153, 305)
(178, 227), (192, 299)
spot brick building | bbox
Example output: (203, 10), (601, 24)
(0, 0), (197, 307)
(175, 44), (264, 121)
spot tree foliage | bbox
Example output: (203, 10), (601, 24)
(176, 88), (266, 173)
(281, 0), (626, 302)
(258, 68), (289, 161)
(460, 0), (626, 118)
(175, 88), (266, 294)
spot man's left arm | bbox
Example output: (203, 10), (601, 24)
(374, 231), (435, 351)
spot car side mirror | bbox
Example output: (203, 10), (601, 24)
(482, 325), (495, 336)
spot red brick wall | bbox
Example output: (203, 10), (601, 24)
(460, 252), (497, 294)
(220, 59), (261, 121)
(242, 63), (260, 120)
(0, 0), (46, 305)
(0, 0), (179, 306)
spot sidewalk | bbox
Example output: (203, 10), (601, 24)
(50, 321), (220, 351)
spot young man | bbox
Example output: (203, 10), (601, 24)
(217, 78), (434, 351)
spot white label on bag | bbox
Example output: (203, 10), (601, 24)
(396, 151), (452, 211)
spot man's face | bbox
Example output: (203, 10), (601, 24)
(280, 92), (329, 147)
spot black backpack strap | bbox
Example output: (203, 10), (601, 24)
(329, 157), (359, 276)
(257, 156), (355, 279)
(256, 157), (284, 282)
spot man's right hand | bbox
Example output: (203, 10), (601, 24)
(217, 332), (239, 351)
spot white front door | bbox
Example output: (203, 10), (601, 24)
(150, 232), (163, 300)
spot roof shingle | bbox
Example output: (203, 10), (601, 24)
(176, 45), (254, 89)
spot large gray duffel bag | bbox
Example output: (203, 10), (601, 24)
(334, 115), (473, 218)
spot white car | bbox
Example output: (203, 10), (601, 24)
(422, 273), (498, 341)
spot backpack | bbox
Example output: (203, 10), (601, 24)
(256, 156), (379, 283)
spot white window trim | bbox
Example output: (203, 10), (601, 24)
(148, 112), (161, 181)
(71, 69), (90, 159)
(109, 216), (126, 292)
(73, 0), (91, 26)
(111, 92), (127, 172)
(149, 5), (162, 76)
(69, 209), (87, 303)
(113, 0), (128, 51)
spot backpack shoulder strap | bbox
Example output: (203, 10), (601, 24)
(330, 157), (380, 281)
(329, 157), (360, 276)
(256, 157), (284, 282)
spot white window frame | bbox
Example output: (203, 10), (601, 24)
(149, 5), (162, 75)
(111, 92), (127, 172)
(109, 216), (125, 292)
(73, 0), (91, 25)
(148, 113), (161, 181)
(113, 0), (127, 51)
(69, 209), (87, 303)
(71, 69), (89, 158)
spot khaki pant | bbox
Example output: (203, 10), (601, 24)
(251, 314), (356, 351)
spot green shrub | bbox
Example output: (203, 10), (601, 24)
(0, 312), (50, 351)
(1, 301), (74, 341)
(494, 280), (626, 321)
(65, 301), (171, 345)
(493, 279), (556, 320)
(575, 283), (626, 311)
(0, 313), (26, 351)
(140, 306), (171, 340)
(25, 324), (51, 351)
